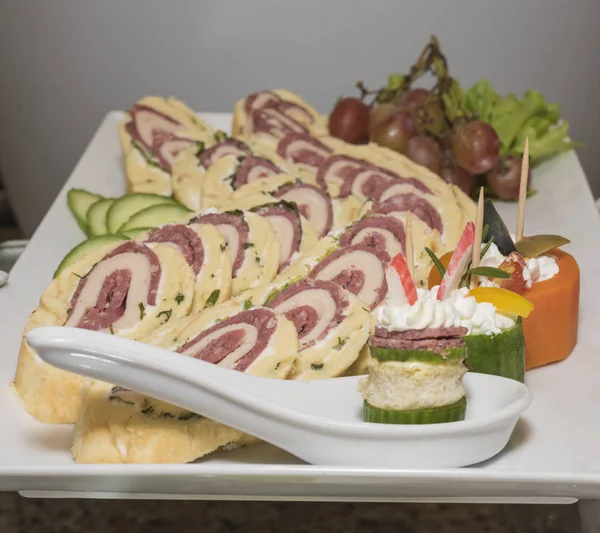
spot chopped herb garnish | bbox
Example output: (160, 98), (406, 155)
(157, 309), (172, 323)
(214, 130), (228, 142)
(243, 298), (253, 310)
(311, 363), (324, 371)
(205, 289), (220, 307)
(225, 209), (244, 217)
(220, 244), (226, 252)
(264, 288), (281, 305)
(132, 140), (162, 169)
(140, 404), (155, 416)
(424, 247), (446, 277)
(465, 266), (510, 279)
(175, 293), (185, 305)
(195, 141), (205, 154)
(255, 254), (261, 264)
(362, 306), (370, 313)
(178, 412), (201, 421)
(109, 324), (115, 335)
(72, 272), (83, 279)
(138, 302), (146, 320)
(210, 273), (215, 278)
(223, 173), (237, 189)
(333, 337), (348, 351)
(243, 242), (255, 249)
(274, 362), (281, 371)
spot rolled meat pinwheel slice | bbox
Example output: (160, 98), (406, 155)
(272, 181), (333, 239)
(251, 201), (318, 273)
(275, 133), (333, 182)
(308, 244), (391, 311)
(315, 154), (368, 198)
(277, 233), (340, 280)
(143, 223), (232, 313)
(14, 241), (195, 424)
(339, 215), (405, 259)
(266, 279), (371, 379)
(191, 210), (280, 295)
(232, 89), (328, 140)
(72, 305), (299, 464)
(171, 134), (253, 210)
(118, 96), (213, 197)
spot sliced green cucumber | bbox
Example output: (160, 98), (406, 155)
(67, 189), (104, 235)
(53, 234), (129, 278)
(119, 203), (191, 232)
(119, 227), (155, 239)
(370, 344), (467, 363)
(464, 320), (525, 383)
(363, 396), (466, 425)
(106, 193), (178, 233)
(86, 197), (115, 236)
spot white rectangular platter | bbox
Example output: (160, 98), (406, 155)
(1, 112), (600, 502)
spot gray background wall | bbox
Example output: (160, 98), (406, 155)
(1, 0), (599, 236)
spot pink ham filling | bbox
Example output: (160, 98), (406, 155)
(198, 139), (252, 169)
(276, 133), (332, 169)
(145, 224), (204, 275)
(234, 156), (281, 189)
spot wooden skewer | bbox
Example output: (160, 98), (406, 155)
(471, 187), (485, 288)
(405, 211), (415, 283)
(516, 137), (530, 242)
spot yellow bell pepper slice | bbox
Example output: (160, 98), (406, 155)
(468, 287), (534, 318)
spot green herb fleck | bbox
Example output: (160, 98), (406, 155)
(210, 273), (215, 278)
(255, 254), (261, 265)
(243, 298), (253, 310)
(138, 302), (146, 320)
(264, 288), (281, 305)
(178, 411), (202, 421)
(72, 272), (83, 279)
(223, 172), (237, 189)
(243, 242), (255, 249)
(140, 404), (155, 416)
(220, 244), (226, 252)
(214, 130), (228, 142)
(333, 337), (348, 351)
(157, 309), (172, 323)
(195, 141), (205, 154)
(425, 247), (446, 277)
(205, 289), (220, 307)
(109, 324), (115, 335)
(175, 293), (185, 305)
(311, 363), (324, 371)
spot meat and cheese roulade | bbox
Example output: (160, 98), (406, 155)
(251, 201), (318, 273)
(277, 233), (340, 280)
(118, 97), (214, 197)
(232, 89), (327, 140)
(307, 244), (391, 311)
(274, 133), (333, 183)
(73, 306), (298, 464)
(14, 241), (195, 424)
(170, 134), (254, 210)
(339, 215), (405, 259)
(191, 210), (279, 295)
(142, 223), (232, 313)
(265, 279), (371, 380)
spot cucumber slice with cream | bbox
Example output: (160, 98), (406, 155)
(53, 234), (129, 278)
(465, 321), (525, 383)
(363, 396), (466, 425)
(119, 203), (191, 232)
(67, 189), (104, 236)
(370, 345), (467, 364)
(86, 198), (115, 236)
(106, 193), (178, 233)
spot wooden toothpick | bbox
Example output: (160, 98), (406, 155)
(516, 137), (530, 242)
(471, 187), (485, 288)
(405, 211), (415, 283)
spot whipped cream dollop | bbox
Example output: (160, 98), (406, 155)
(480, 237), (559, 288)
(377, 286), (516, 336)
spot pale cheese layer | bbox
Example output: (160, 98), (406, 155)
(359, 358), (466, 411)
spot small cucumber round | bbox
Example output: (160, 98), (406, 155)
(106, 193), (178, 233)
(67, 188), (104, 236)
(369, 345), (467, 364)
(119, 203), (191, 232)
(87, 197), (115, 236)
(53, 234), (129, 278)
(363, 396), (467, 425)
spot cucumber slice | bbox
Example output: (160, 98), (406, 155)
(53, 234), (129, 278)
(67, 189), (104, 235)
(86, 198), (115, 236)
(119, 227), (155, 239)
(370, 345), (466, 364)
(363, 396), (466, 425)
(464, 320), (525, 383)
(119, 203), (191, 232)
(106, 193), (178, 233)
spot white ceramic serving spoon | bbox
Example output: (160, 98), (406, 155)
(27, 326), (532, 469)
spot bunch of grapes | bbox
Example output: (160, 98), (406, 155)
(327, 39), (527, 200)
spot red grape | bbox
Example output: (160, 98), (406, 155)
(397, 88), (446, 134)
(439, 157), (476, 196)
(405, 135), (443, 174)
(369, 111), (416, 154)
(486, 156), (529, 201)
(368, 103), (396, 134)
(452, 121), (500, 175)
(328, 97), (370, 144)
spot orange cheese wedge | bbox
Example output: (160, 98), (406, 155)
(521, 249), (580, 369)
